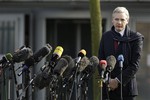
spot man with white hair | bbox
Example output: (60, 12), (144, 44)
(98, 7), (144, 100)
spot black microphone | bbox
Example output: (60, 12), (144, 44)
(61, 56), (75, 87)
(0, 53), (13, 65)
(58, 55), (74, 77)
(0, 46), (32, 66)
(80, 56), (99, 81)
(75, 49), (86, 66)
(49, 56), (71, 90)
(18, 44), (52, 76)
(53, 57), (69, 76)
(13, 46), (33, 63)
(34, 55), (71, 89)
(40, 46), (63, 71)
(34, 46), (64, 89)
(33, 71), (52, 89)
(62, 56), (89, 85)
(33, 44), (52, 63)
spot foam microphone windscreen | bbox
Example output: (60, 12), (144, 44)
(89, 56), (99, 67)
(80, 56), (99, 80)
(53, 57), (68, 76)
(78, 56), (90, 73)
(33, 44), (52, 63)
(83, 56), (99, 74)
(60, 55), (74, 77)
(106, 55), (116, 72)
(13, 47), (33, 63)
(34, 72), (51, 89)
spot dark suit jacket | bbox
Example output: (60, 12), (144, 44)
(98, 25), (144, 99)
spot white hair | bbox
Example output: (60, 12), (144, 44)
(112, 7), (130, 20)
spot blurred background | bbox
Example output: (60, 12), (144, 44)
(0, 0), (150, 100)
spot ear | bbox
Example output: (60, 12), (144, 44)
(126, 18), (129, 24)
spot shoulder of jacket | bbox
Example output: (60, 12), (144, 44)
(129, 31), (144, 41)
(103, 30), (112, 36)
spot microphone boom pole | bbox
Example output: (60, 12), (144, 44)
(69, 49), (86, 100)
(99, 60), (107, 100)
(118, 54), (124, 100)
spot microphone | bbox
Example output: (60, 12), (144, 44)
(117, 54), (124, 100)
(40, 46), (64, 74)
(78, 56), (90, 73)
(34, 55), (71, 89)
(99, 60), (107, 79)
(0, 46), (32, 66)
(33, 46), (63, 89)
(62, 56), (89, 83)
(106, 55), (116, 72)
(75, 49), (86, 66)
(59, 55), (74, 77)
(50, 46), (64, 63)
(103, 55), (116, 83)
(13, 46), (33, 63)
(18, 44), (52, 76)
(53, 57), (69, 76)
(117, 54), (124, 68)
(100, 60), (107, 70)
(62, 56), (90, 88)
(80, 56), (99, 81)
(41, 46), (64, 72)
(61, 56), (75, 87)
(0, 53), (13, 64)
(32, 44), (52, 63)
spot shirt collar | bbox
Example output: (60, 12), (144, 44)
(115, 29), (125, 37)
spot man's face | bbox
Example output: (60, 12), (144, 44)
(112, 13), (129, 32)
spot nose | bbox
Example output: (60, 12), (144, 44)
(117, 20), (122, 24)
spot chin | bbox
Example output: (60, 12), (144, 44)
(116, 28), (123, 32)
